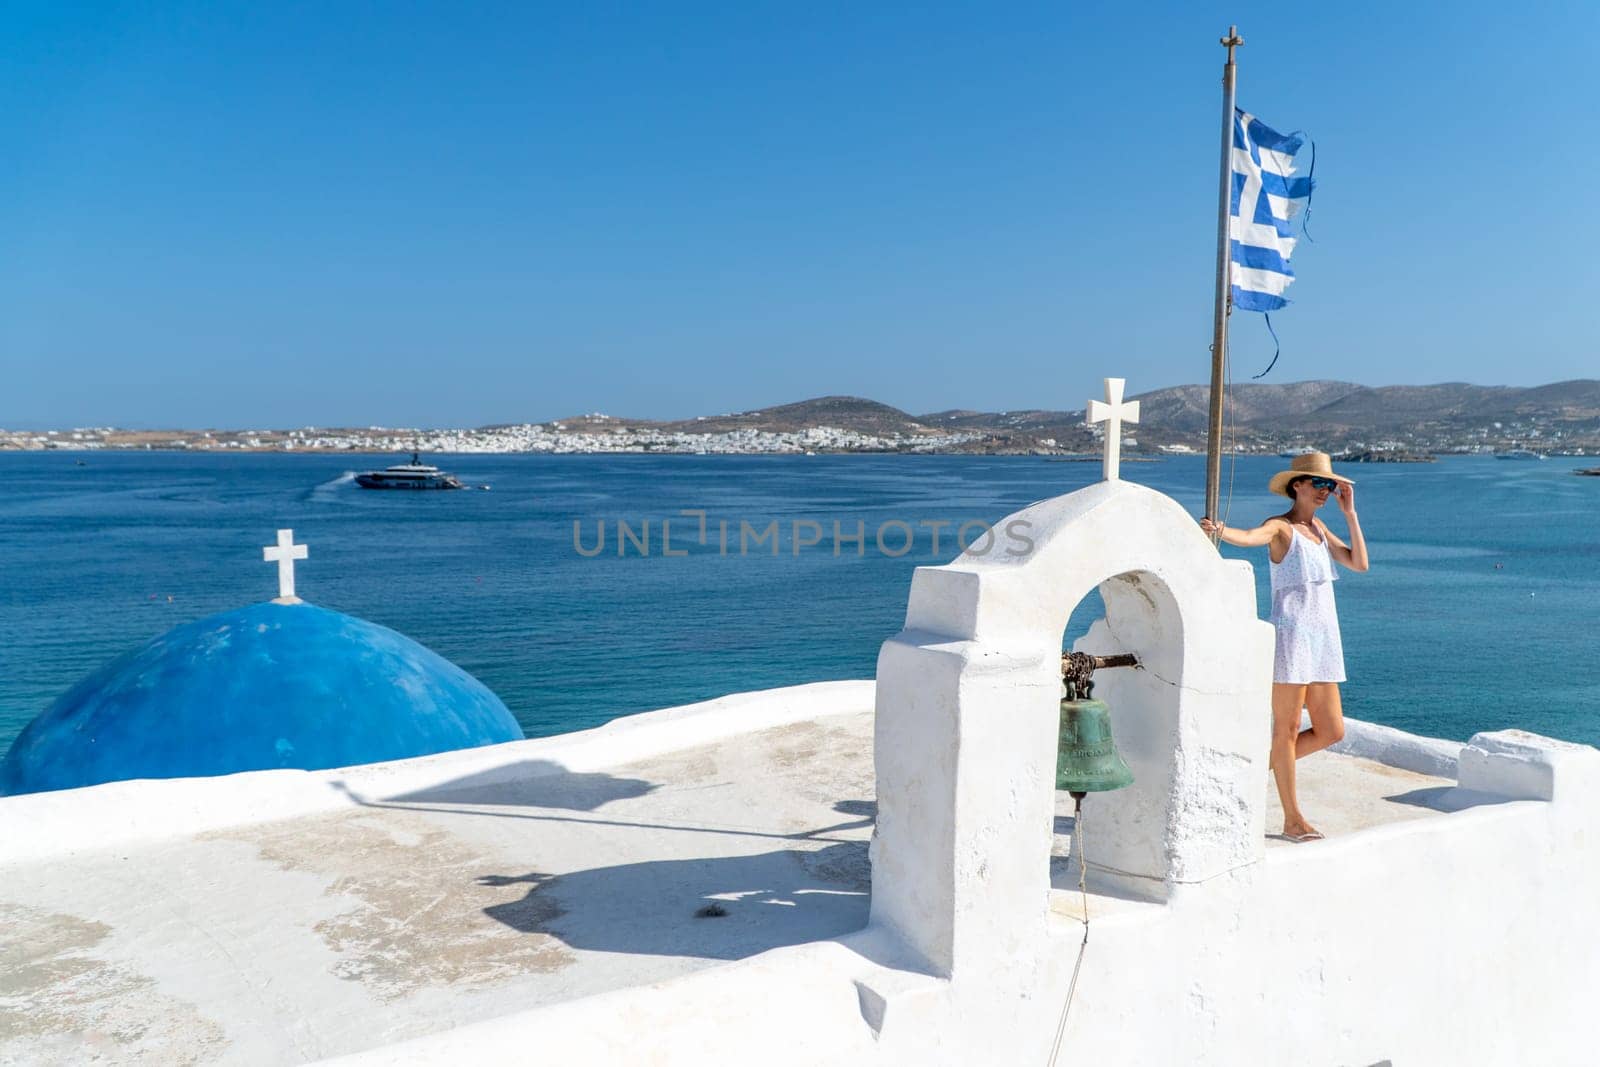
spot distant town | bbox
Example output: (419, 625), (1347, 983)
(6, 380), (1600, 457)
(1, 419), (991, 457)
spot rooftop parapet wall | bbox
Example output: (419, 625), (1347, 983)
(1458, 729), (1600, 802)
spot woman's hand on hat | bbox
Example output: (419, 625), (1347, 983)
(1335, 482), (1355, 513)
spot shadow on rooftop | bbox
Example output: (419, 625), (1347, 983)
(332, 773), (878, 848)
(834, 798), (875, 820)
(379, 759), (657, 812)
(1383, 785), (1520, 813)
(478, 841), (871, 961)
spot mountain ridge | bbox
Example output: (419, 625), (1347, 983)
(689, 379), (1600, 441)
(538, 379), (1600, 452)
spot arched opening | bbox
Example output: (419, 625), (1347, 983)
(1052, 568), (1186, 911)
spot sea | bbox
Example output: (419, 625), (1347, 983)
(2, 451), (1596, 754)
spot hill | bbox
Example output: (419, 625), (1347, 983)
(659, 396), (933, 436)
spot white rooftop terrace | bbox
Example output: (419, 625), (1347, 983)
(1, 679), (1491, 1066)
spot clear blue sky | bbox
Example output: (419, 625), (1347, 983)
(4, 2), (1596, 428)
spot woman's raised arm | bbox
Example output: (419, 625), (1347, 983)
(1200, 516), (1288, 548)
(1319, 484), (1370, 572)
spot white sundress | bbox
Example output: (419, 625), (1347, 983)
(1269, 529), (1347, 685)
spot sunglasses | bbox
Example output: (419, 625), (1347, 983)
(1306, 477), (1339, 491)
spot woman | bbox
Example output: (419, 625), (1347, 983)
(1200, 452), (1369, 842)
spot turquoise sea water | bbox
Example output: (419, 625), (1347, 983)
(2, 452), (1596, 754)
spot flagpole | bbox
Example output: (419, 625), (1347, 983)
(1205, 26), (1243, 542)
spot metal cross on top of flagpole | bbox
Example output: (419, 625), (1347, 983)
(1204, 25), (1243, 546)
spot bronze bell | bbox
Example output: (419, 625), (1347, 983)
(1055, 690), (1134, 796)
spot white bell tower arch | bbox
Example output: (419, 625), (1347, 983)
(869, 480), (1274, 976)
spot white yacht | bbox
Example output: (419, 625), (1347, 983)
(355, 453), (465, 490)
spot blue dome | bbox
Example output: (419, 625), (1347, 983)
(1, 601), (523, 796)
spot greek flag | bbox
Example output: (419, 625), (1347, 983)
(1230, 109), (1312, 312)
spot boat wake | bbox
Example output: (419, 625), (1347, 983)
(309, 472), (357, 501)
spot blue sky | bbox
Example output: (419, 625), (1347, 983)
(4, 2), (1596, 428)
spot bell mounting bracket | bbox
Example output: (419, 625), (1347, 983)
(1060, 651), (1140, 701)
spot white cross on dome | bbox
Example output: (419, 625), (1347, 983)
(262, 529), (308, 603)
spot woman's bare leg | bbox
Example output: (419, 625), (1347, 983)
(1298, 683), (1346, 759)
(1270, 683), (1316, 836)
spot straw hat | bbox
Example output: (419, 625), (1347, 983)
(1268, 452), (1354, 498)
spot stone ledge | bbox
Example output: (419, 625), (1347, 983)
(1457, 729), (1600, 801)
(1330, 717), (1463, 778)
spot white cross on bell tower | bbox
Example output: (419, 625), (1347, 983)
(263, 529), (308, 604)
(1086, 377), (1140, 481)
